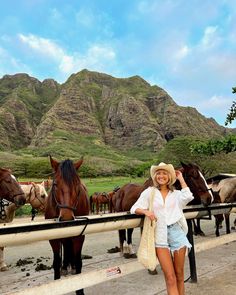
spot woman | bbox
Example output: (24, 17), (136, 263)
(130, 162), (194, 295)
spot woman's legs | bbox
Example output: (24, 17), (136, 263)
(173, 247), (186, 295)
(156, 248), (179, 295)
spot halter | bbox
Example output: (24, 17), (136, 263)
(0, 176), (24, 204)
(0, 199), (10, 220)
(52, 180), (81, 212)
(28, 184), (46, 211)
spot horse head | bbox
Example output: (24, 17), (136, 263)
(180, 162), (213, 206)
(49, 156), (84, 221)
(30, 182), (48, 211)
(0, 168), (25, 206)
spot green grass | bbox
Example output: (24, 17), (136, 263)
(15, 176), (147, 216)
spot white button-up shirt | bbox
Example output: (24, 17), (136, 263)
(130, 186), (194, 245)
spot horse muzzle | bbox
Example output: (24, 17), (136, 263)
(14, 194), (26, 206)
(58, 208), (75, 221)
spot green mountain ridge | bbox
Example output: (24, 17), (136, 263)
(0, 69), (235, 177)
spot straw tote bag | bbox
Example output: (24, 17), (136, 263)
(137, 188), (157, 271)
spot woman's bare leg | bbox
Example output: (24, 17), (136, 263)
(156, 248), (179, 295)
(173, 247), (186, 295)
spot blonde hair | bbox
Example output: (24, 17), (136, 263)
(153, 171), (175, 191)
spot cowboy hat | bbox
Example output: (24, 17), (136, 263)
(150, 162), (176, 186)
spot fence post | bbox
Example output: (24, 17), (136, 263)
(187, 219), (197, 283)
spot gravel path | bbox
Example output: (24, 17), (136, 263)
(0, 215), (236, 295)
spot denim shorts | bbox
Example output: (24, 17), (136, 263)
(155, 222), (192, 253)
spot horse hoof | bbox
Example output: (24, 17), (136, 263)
(148, 269), (158, 275)
(61, 268), (68, 276)
(107, 246), (120, 253)
(82, 254), (93, 259)
(129, 253), (137, 258)
(71, 268), (76, 275)
(0, 266), (8, 271)
(231, 226), (235, 230)
(123, 253), (131, 259)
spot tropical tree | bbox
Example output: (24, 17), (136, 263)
(225, 87), (236, 125)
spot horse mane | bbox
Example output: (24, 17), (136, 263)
(59, 160), (80, 186)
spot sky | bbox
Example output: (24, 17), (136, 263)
(0, 0), (236, 127)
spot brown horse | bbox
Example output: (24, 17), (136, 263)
(90, 187), (120, 214)
(111, 162), (213, 258)
(45, 157), (89, 295)
(0, 182), (48, 271)
(175, 162), (213, 236)
(90, 192), (109, 214)
(111, 177), (153, 258)
(0, 168), (25, 271)
(0, 168), (25, 206)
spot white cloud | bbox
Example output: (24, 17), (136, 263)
(174, 45), (190, 60)
(200, 26), (221, 50)
(200, 95), (232, 110)
(18, 34), (65, 61)
(18, 33), (116, 78)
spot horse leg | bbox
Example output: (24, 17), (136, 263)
(214, 214), (223, 237)
(49, 240), (61, 280)
(118, 229), (126, 257)
(126, 228), (137, 258)
(225, 213), (231, 234)
(61, 238), (74, 275)
(73, 236), (85, 295)
(0, 247), (8, 271)
(232, 217), (236, 230)
(192, 219), (205, 236)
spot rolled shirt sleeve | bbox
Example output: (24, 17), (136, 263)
(178, 187), (194, 208)
(130, 187), (152, 214)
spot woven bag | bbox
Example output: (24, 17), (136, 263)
(137, 188), (157, 271)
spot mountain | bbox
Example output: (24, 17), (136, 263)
(0, 69), (232, 154)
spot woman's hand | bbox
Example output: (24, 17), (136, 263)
(145, 210), (156, 221)
(175, 170), (188, 188)
(176, 170), (184, 181)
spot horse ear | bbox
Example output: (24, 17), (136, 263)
(181, 161), (187, 168)
(74, 158), (83, 170)
(50, 156), (59, 171)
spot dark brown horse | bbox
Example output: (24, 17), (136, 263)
(0, 168), (25, 206)
(110, 177), (153, 258)
(175, 162), (213, 236)
(45, 157), (89, 295)
(111, 162), (213, 257)
(0, 168), (25, 271)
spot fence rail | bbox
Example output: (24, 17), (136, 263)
(0, 203), (236, 247)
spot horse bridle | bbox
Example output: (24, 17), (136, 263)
(0, 199), (10, 220)
(0, 177), (24, 204)
(52, 180), (81, 212)
(28, 184), (46, 211)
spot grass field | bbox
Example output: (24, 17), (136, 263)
(16, 176), (147, 216)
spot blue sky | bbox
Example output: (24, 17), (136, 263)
(0, 0), (236, 127)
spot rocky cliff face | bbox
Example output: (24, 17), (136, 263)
(0, 70), (230, 152)
(0, 74), (60, 149)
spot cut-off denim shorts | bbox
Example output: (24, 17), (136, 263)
(155, 222), (192, 253)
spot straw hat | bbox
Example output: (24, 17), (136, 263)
(150, 162), (176, 186)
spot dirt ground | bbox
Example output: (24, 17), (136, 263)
(0, 215), (236, 295)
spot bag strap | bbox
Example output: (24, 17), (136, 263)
(149, 187), (155, 211)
